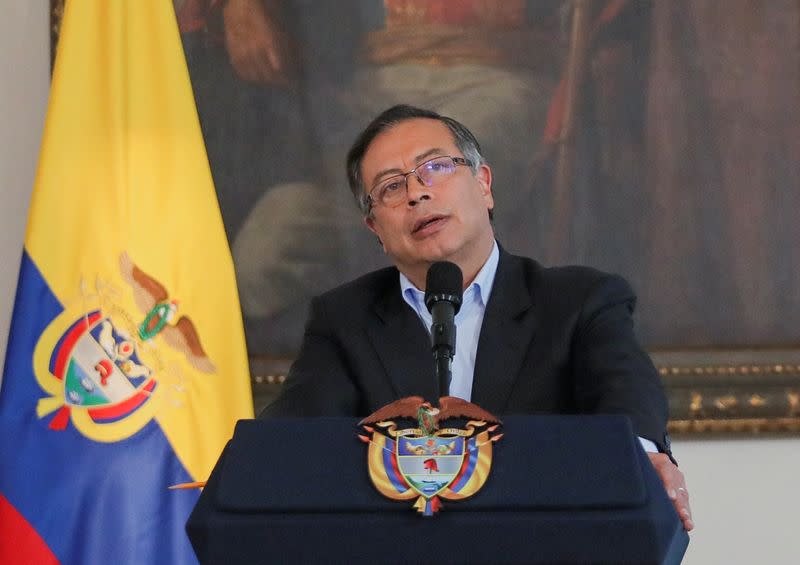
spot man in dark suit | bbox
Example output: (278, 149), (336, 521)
(261, 104), (693, 531)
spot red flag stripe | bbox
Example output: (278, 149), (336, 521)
(0, 493), (60, 565)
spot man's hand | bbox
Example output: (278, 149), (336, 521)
(222, 0), (293, 85)
(647, 452), (694, 531)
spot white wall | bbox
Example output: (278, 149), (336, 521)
(1, 4), (798, 564)
(0, 1), (49, 380)
(675, 437), (800, 564)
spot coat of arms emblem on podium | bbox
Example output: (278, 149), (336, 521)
(358, 396), (503, 516)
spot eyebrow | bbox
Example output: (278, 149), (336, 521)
(370, 147), (447, 187)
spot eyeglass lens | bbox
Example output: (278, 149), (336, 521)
(377, 157), (457, 206)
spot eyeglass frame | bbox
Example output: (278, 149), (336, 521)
(366, 155), (474, 212)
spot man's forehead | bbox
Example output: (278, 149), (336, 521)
(362, 118), (458, 177)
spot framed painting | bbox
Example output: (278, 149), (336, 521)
(51, 0), (800, 433)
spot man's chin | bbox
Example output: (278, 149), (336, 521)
(415, 242), (458, 264)
(389, 238), (464, 270)
(419, 252), (464, 274)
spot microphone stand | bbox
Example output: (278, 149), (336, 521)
(430, 301), (456, 408)
(424, 261), (463, 409)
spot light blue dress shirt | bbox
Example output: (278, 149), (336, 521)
(400, 242), (499, 401)
(398, 240), (657, 454)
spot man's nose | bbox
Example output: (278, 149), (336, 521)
(406, 174), (431, 206)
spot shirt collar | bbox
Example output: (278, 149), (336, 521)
(400, 240), (500, 309)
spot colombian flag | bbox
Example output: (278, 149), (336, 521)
(0, 2), (253, 563)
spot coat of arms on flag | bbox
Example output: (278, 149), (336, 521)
(33, 252), (218, 443)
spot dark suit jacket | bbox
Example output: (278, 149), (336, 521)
(261, 249), (671, 454)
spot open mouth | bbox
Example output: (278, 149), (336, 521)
(412, 215), (446, 234)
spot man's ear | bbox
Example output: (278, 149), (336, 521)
(475, 164), (494, 210)
(364, 215), (384, 249)
(364, 214), (377, 234)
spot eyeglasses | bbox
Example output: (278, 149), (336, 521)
(367, 156), (473, 211)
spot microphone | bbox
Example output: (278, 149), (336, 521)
(424, 262), (463, 403)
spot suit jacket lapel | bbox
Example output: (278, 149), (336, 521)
(471, 250), (537, 413)
(367, 278), (439, 402)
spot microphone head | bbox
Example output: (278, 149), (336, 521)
(424, 261), (463, 315)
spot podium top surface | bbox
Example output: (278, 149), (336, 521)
(214, 415), (646, 513)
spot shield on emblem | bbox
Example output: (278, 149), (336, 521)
(396, 435), (466, 499)
(54, 311), (156, 422)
